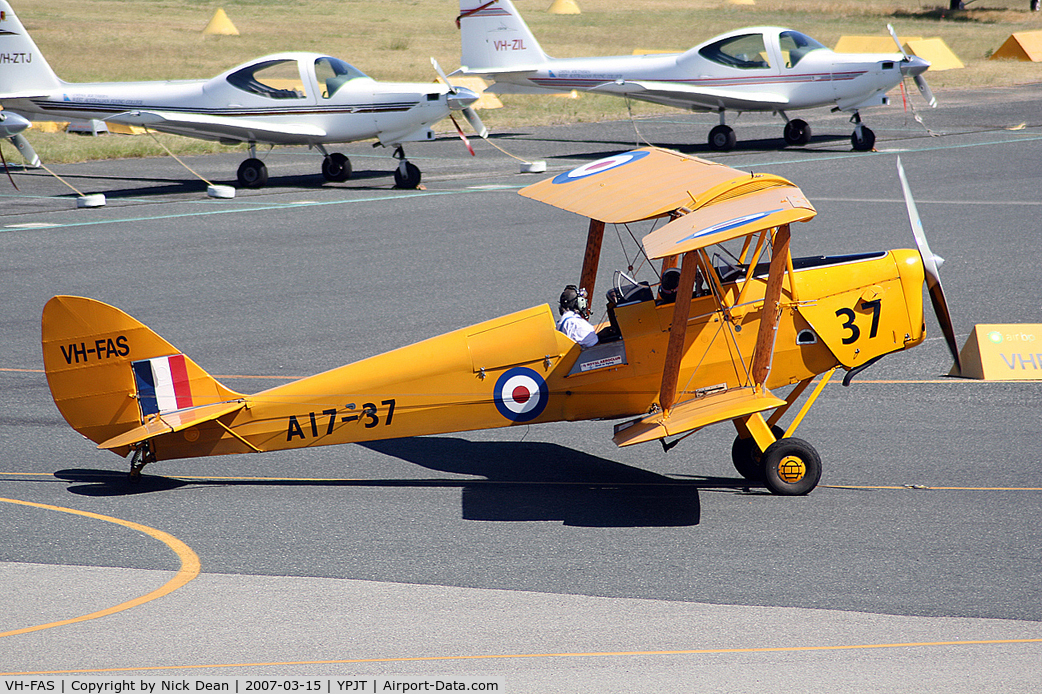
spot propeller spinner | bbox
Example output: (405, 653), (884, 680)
(897, 157), (962, 374)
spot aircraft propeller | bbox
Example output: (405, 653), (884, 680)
(431, 57), (488, 152)
(887, 24), (937, 109)
(0, 111), (38, 188)
(896, 157), (961, 374)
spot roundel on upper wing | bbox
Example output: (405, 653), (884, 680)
(551, 150), (650, 184)
(493, 366), (549, 422)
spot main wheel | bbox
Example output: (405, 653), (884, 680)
(322, 152), (352, 182)
(783, 119), (812, 146)
(236, 158), (268, 188)
(731, 425), (784, 481)
(708, 125), (737, 151)
(762, 438), (822, 496)
(393, 161), (422, 189)
(851, 126), (876, 152)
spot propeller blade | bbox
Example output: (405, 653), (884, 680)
(886, 24), (908, 57)
(430, 57), (458, 94)
(462, 106), (488, 139)
(450, 114), (475, 157)
(0, 142), (17, 190)
(896, 157), (962, 374)
(9, 133), (41, 168)
(914, 74), (937, 108)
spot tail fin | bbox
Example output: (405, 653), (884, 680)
(458, 0), (548, 71)
(41, 296), (243, 452)
(0, 1), (63, 97)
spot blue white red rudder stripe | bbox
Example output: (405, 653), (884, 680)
(132, 354), (193, 418)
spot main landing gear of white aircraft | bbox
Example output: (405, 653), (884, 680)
(706, 110), (876, 153)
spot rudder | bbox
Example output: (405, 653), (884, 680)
(41, 296), (243, 452)
(458, 0), (548, 71)
(0, 1), (63, 97)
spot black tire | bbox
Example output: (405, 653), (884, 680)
(708, 125), (737, 151)
(731, 425), (785, 481)
(762, 438), (822, 496)
(322, 152), (352, 182)
(851, 126), (876, 152)
(393, 161), (422, 189)
(236, 158), (268, 188)
(783, 119), (812, 146)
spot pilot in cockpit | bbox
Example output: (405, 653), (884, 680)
(556, 285), (599, 349)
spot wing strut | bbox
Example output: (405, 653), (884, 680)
(749, 224), (791, 389)
(658, 249), (699, 412)
(579, 219), (605, 304)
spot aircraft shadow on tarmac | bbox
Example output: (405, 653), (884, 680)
(51, 437), (768, 527)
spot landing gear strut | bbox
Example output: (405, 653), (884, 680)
(850, 111), (876, 152)
(316, 144), (352, 182)
(707, 112), (736, 151)
(781, 111), (812, 146)
(392, 145), (422, 189)
(237, 144), (268, 188)
(128, 440), (156, 480)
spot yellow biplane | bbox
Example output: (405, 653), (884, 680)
(41, 148), (958, 495)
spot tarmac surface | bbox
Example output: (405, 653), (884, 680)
(1, 84), (1041, 690)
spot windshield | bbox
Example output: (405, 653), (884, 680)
(315, 57), (369, 99)
(779, 31), (827, 68)
(698, 33), (771, 70)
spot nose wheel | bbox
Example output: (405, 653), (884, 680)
(783, 119), (812, 146)
(392, 146), (422, 189)
(850, 112), (876, 152)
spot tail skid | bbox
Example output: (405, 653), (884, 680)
(458, 0), (549, 72)
(0, 1), (63, 98)
(41, 296), (244, 458)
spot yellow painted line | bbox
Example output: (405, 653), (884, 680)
(0, 498), (201, 639)
(824, 485), (1042, 491)
(5, 637), (1042, 675)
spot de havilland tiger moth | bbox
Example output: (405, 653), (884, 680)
(0, 1), (486, 189)
(42, 148), (960, 496)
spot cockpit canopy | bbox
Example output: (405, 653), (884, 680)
(697, 29), (827, 70)
(225, 55), (370, 100)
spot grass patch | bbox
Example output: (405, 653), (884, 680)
(3, 0), (1041, 164)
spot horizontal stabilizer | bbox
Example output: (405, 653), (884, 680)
(613, 387), (786, 447)
(98, 400), (246, 450)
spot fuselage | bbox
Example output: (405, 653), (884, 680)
(476, 27), (918, 113)
(146, 248), (927, 461)
(3, 52), (463, 146)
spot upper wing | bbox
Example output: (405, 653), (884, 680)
(106, 110), (326, 144)
(518, 146), (815, 235)
(589, 80), (789, 111)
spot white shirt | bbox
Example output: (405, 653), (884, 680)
(557, 310), (599, 349)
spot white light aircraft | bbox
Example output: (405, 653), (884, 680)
(0, 1), (486, 189)
(455, 0), (935, 151)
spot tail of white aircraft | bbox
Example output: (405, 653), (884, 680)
(0, 1), (63, 97)
(458, 0), (548, 71)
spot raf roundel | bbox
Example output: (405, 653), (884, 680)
(493, 366), (549, 423)
(552, 150), (650, 185)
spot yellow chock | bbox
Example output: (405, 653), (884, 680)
(204, 8), (239, 36)
(547, 0), (581, 14)
(950, 324), (1042, 380)
(990, 31), (1042, 61)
